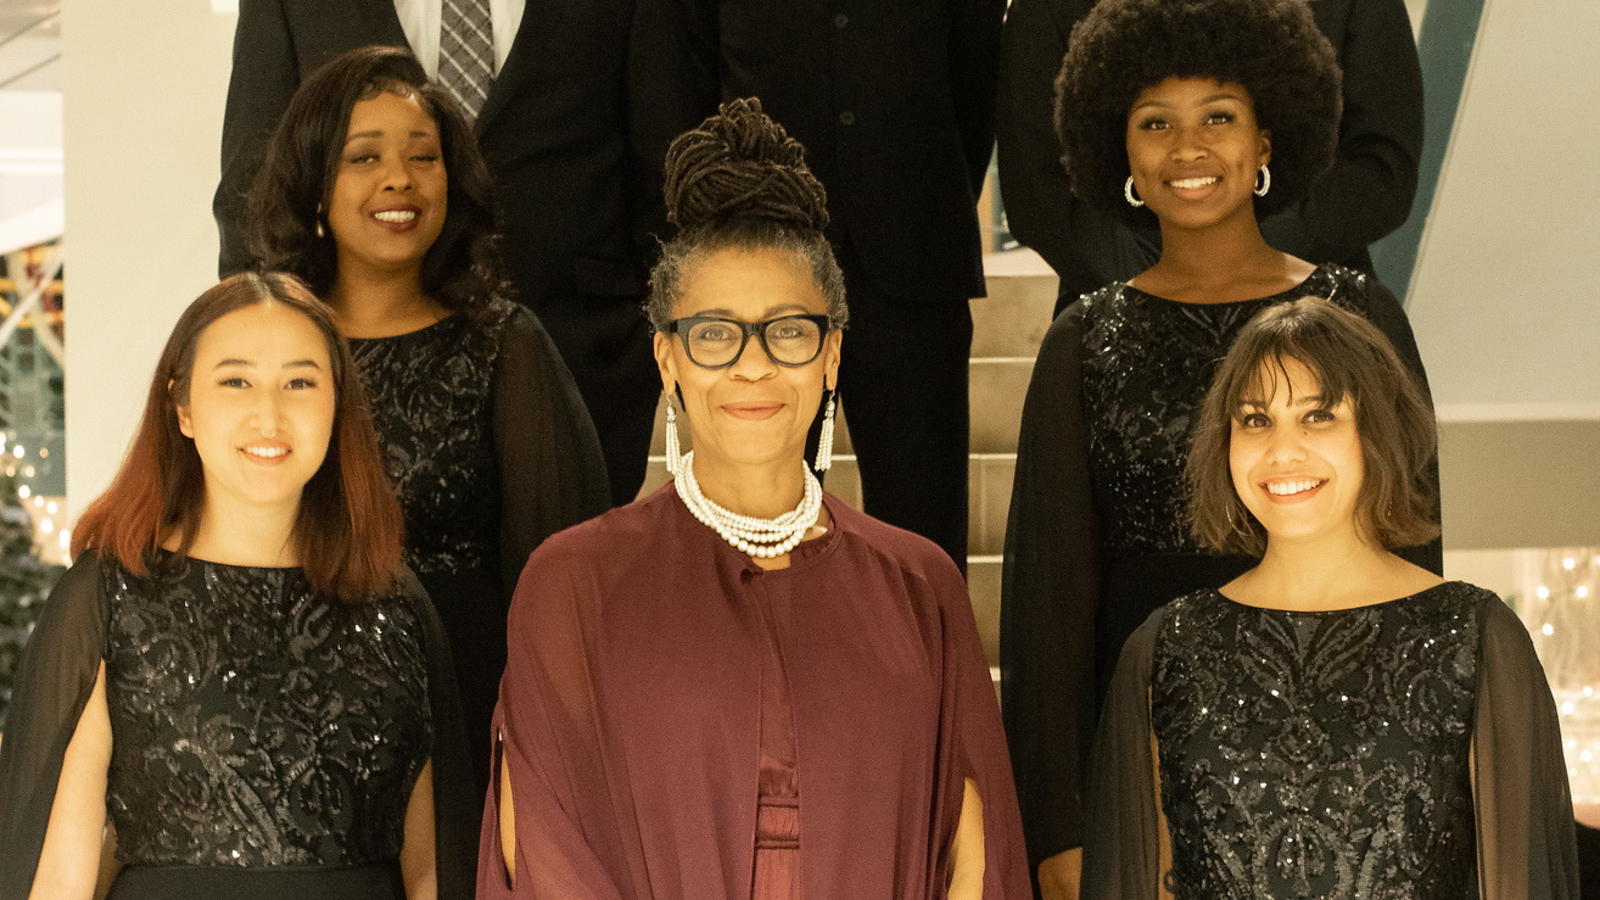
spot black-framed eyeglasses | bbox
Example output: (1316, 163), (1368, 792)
(663, 314), (833, 369)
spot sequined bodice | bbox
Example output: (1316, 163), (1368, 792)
(1152, 583), (1482, 899)
(350, 301), (507, 576)
(1080, 264), (1371, 554)
(103, 558), (432, 868)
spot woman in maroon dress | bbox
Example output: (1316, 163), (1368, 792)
(476, 99), (1028, 899)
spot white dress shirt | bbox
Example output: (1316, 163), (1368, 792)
(392, 0), (526, 77)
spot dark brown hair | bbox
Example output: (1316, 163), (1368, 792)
(1186, 297), (1439, 555)
(245, 45), (506, 310)
(647, 97), (847, 329)
(1054, 0), (1341, 221)
(73, 272), (405, 602)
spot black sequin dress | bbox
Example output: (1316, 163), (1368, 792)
(1082, 583), (1578, 899)
(348, 298), (610, 791)
(1000, 264), (1444, 865)
(0, 554), (480, 899)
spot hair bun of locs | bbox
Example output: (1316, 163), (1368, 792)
(662, 97), (830, 233)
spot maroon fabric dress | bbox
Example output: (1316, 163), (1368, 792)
(477, 485), (1029, 899)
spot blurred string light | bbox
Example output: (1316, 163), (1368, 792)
(1520, 547), (1600, 806)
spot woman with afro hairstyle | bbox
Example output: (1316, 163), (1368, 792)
(998, 0), (1442, 895)
(479, 98), (1029, 899)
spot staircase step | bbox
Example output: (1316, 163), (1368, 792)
(969, 554), (1002, 668)
(977, 249), (1059, 359)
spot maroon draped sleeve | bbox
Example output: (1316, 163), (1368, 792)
(919, 536), (1033, 897)
(477, 526), (633, 900)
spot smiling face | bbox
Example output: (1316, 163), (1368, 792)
(653, 246), (842, 472)
(325, 90), (447, 279)
(177, 302), (337, 517)
(1125, 76), (1271, 231)
(1228, 356), (1366, 547)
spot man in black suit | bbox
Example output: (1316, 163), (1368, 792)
(215, 0), (659, 506)
(997, 0), (1424, 312)
(631, 0), (1006, 571)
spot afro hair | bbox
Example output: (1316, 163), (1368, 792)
(1054, 0), (1342, 218)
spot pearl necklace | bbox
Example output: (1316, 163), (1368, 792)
(673, 450), (823, 559)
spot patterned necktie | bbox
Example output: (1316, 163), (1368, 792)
(439, 0), (494, 119)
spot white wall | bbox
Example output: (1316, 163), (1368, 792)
(1407, 0), (1600, 419)
(62, 1), (237, 515)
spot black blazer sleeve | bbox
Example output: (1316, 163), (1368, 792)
(1000, 302), (1104, 867)
(994, 0), (1085, 276)
(626, 0), (721, 255)
(950, 0), (1006, 196)
(215, 0), (303, 276)
(491, 306), (613, 596)
(1260, 0), (1423, 264)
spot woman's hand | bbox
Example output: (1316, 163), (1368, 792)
(1037, 847), (1082, 900)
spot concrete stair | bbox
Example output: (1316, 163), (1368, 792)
(640, 249), (1061, 672)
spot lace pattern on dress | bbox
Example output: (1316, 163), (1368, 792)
(1080, 264), (1371, 554)
(350, 300), (510, 576)
(1151, 583), (1481, 898)
(103, 558), (432, 867)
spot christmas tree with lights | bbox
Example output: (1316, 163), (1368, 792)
(0, 474), (62, 729)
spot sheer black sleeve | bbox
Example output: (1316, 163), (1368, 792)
(0, 555), (110, 899)
(1353, 274), (1444, 575)
(395, 569), (479, 900)
(1000, 302), (1104, 866)
(1471, 594), (1580, 898)
(1080, 607), (1165, 900)
(491, 306), (613, 599)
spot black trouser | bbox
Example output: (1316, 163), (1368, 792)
(829, 241), (972, 573)
(534, 295), (660, 506)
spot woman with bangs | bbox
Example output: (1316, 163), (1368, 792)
(0, 273), (475, 899)
(245, 46), (611, 791)
(998, 0), (1444, 892)
(1083, 297), (1576, 898)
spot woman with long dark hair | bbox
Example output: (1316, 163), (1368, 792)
(246, 46), (611, 787)
(478, 99), (1029, 899)
(0, 273), (475, 899)
(998, 0), (1444, 894)
(1085, 297), (1576, 897)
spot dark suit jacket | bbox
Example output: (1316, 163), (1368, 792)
(996, 0), (1424, 304)
(630, 0), (1005, 304)
(215, 0), (651, 308)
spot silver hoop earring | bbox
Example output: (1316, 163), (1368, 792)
(1254, 164), (1271, 198)
(1123, 176), (1145, 208)
(664, 394), (685, 476)
(814, 390), (837, 473)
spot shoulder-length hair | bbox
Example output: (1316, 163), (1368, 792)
(1186, 296), (1439, 556)
(245, 45), (507, 310)
(73, 272), (404, 602)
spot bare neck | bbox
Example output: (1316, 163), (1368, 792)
(1135, 210), (1308, 304)
(689, 450), (808, 520)
(1226, 526), (1440, 612)
(326, 261), (445, 338)
(177, 491), (302, 568)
